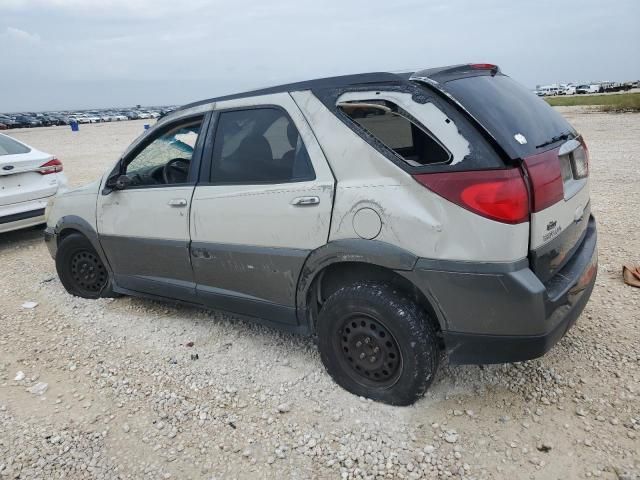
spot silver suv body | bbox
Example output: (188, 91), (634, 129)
(45, 64), (597, 404)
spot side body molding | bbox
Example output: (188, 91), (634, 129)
(295, 239), (419, 328)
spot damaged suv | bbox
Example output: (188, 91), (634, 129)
(45, 64), (597, 405)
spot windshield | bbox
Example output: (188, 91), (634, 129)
(0, 134), (30, 156)
(441, 74), (575, 158)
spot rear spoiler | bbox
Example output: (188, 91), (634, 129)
(411, 64), (501, 84)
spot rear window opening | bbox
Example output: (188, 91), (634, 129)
(437, 73), (576, 159)
(338, 100), (451, 166)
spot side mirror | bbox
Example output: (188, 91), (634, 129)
(114, 174), (132, 190)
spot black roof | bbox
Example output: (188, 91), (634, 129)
(181, 71), (414, 111)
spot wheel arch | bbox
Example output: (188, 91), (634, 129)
(295, 240), (444, 335)
(54, 215), (113, 274)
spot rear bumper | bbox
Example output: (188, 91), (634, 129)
(407, 215), (597, 364)
(0, 199), (48, 233)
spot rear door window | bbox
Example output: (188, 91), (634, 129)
(339, 100), (451, 166)
(209, 108), (315, 184)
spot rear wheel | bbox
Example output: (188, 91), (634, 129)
(56, 233), (113, 299)
(317, 282), (439, 405)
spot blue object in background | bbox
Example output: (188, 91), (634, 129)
(144, 124), (150, 130)
(70, 120), (79, 132)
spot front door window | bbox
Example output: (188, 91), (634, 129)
(125, 120), (202, 187)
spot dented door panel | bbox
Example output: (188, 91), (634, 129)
(190, 93), (335, 319)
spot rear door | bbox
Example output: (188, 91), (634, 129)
(190, 93), (334, 325)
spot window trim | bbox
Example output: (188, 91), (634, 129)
(311, 84), (505, 173)
(106, 113), (210, 192)
(198, 104), (316, 187)
(337, 99), (453, 168)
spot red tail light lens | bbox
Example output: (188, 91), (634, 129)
(414, 169), (529, 224)
(470, 63), (498, 70)
(38, 158), (63, 175)
(523, 148), (564, 212)
(573, 137), (589, 178)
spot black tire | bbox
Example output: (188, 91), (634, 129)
(317, 281), (439, 406)
(55, 233), (114, 299)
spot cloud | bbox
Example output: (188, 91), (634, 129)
(2, 26), (40, 43)
(0, 0), (638, 111)
(0, 0), (211, 19)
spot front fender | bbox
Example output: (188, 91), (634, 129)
(51, 215), (113, 275)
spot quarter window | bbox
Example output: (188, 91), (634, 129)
(339, 100), (451, 166)
(209, 108), (315, 184)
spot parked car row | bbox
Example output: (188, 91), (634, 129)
(535, 80), (638, 97)
(0, 106), (176, 129)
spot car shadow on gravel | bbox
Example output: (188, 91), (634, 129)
(95, 290), (584, 410)
(0, 225), (46, 253)
(119, 295), (317, 351)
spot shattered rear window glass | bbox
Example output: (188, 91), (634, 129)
(339, 100), (451, 166)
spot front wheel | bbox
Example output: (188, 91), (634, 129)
(55, 233), (113, 299)
(317, 282), (440, 405)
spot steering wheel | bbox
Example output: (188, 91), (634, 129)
(162, 158), (190, 184)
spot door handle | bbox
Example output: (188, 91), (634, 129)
(168, 198), (188, 207)
(291, 196), (320, 206)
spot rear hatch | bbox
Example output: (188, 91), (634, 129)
(0, 134), (60, 206)
(411, 65), (591, 282)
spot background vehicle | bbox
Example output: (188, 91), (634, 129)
(0, 133), (67, 233)
(14, 115), (41, 128)
(0, 116), (18, 128)
(44, 64), (597, 405)
(537, 85), (562, 96)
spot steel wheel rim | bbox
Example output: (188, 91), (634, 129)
(335, 314), (403, 389)
(70, 250), (107, 293)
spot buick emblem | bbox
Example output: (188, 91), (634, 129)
(2, 165), (14, 171)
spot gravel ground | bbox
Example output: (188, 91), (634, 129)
(1, 112), (638, 479)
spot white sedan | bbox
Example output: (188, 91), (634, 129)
(0, 133), (67, 233)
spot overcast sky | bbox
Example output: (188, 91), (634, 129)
(1, 0), (639, 112)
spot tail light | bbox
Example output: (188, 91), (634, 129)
(573, 137), (589, 179)
(523, 149), (564, 212)
(413, 168), (529, 224)
(38, 158), (63, 175)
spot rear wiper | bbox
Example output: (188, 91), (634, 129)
(535, 131), (572, 149)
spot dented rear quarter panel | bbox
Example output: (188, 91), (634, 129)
(292, 91), (529, 263)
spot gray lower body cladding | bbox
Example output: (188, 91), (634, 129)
(404, 215), (597, 364)
(47, 217), (597, 366)
(191, 242), (308, 307)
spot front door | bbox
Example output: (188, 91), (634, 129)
(190, 93), (335, 325)
(97, 115), (207, 301)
